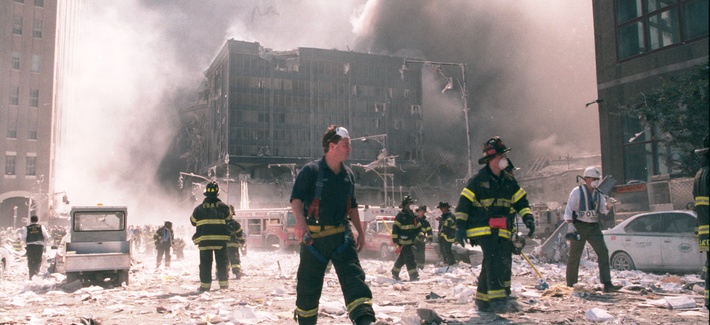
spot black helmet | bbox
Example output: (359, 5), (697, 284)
(204, 182), (219, 196)
(478, 136), (511, 165)
(164, 220), (173, 228)
(436, 201), (451, 209)
(400, 195), (416, 208)
(416, 205), (427, 213)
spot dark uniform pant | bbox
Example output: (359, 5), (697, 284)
(567, 220), (612, 286)
(392, 244), (419, 279)
(226, 245), (241, 275)
(414, 241), (426, 267)
(295, 233), (375, 325)
(199, 244), (229, 290)
(476, 234), (507, 304)
(705, 251), (709, 308)
(26, 244), (44, 279)
(500, 239), (513, 295)
(438, 238), (456, 265)
(156, 244), (171, 267)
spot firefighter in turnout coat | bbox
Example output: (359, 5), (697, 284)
(226, 205), (246, 279)
(456, 137), (535, 313)
(391, 195), (422, 281)
(414, 205), (433, 268)
(694, 134), (709, 308)
(190, 182), (232, 292)
(437, 201), (457, 266)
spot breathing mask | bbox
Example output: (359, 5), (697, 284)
(498, 158), (509, 170)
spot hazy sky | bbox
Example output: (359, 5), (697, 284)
(55, 0), (599, 223)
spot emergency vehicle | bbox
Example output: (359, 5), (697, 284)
(232, 208), (298, 250)
(530, 203), (564, 239)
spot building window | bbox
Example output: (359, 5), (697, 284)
(35, 0), (44, 7)
(12, 52), (21, 70)
(622, 116), (670, 182)
(5, 155), (16, 176)
(616, 0), (709, 61)
(410, 105), (421, 115)
(10, 87), (19, 105)
(26, 157), (37, 176)
(30, 89), (39, 107)
(28, 130), (37, 140)
(15, 0), (25, 3)
(32, 55), (41, 72)
(7, 128), (17, 139)
(13, 16), (23, 35)
(33, 19), (42, 38)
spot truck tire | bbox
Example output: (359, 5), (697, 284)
(265, 236), (280, 250)
(117, 270), (129, 286)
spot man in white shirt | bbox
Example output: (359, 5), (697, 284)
(564, 166), (622, 293)
(21, 215), (51, 280)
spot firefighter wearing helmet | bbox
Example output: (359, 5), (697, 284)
(436, 201), (457, 266)
(391, 195), (422, 281)
(563, 166), (622, 293)
(455, 136), (535, 313)
(413, 205), (433, 269)
(190, 181), (232, 292)
(693, 133), (709, 309)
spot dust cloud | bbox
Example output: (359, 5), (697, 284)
(54, 0), (598, 224)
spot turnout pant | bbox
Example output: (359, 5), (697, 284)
(501, 239), (513, 295)
(199, 244), (229, 291)
(226, 244), (241, 275)
(156, 244), (171, 267)
(438, 238), (456, 265)
(705, 251), (709, 308)
(566, 220), (612, 286)
(414, 241), (426, 267)
(295, 233), (375, 325)
(392, 244), (419, 280)
(476, 234), (507, 304)
(26, 244), (44, 279)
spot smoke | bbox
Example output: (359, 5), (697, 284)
(55, 0), (597, 223)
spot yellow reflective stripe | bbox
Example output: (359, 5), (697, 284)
(309, 226), (345, 238)
(504, 281), (511, 288)
(518, 208), (532, 217)
(190, 216), (197, 223)
(227, 242), (240, 247)
(195, 235), (230, 242)
(498, 229), (511, 239)
(407, 268), (418, 275)
(218, 280), (228, 287)
(476, 292), (489, 301)
(696, 196), (709, 206)
(512, 188), (526, 203)
(467, 227), (491, 237)
(461, 188), (475, 202)
(391, 234), (399, 239)
(456, 212), (469, 222)
(199, 246), (226, 250)
(699, 225), (709, 235)
(392, 266), (401, 272)
(346, 297), (373, 313)
(200, 282), (211, 289)
(296, 307), (318, 318)
(195, 219), (227, 226)
(488, 289), (506, 299)
(398, 224), (420, 230)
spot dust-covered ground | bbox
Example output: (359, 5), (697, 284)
(0, 244), (707, 325)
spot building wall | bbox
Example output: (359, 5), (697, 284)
(592, 0), (708, 185)
(0, 0), (57, 227)
(198, 40), (424, 179)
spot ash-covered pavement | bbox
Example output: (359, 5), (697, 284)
(0, 245), (707, 324)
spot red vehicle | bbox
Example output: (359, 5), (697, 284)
(359, 216), (399, 259)
(232, 208), (299, 251)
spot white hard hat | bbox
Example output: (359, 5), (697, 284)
(583, 166), (601, 179)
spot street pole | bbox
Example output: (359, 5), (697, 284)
(351, 134), (389, 206)
(403, 59), (473, 180)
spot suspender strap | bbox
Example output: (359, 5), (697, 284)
(306, 165), (326, 222)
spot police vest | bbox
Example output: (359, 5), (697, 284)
(26, 224), (44, 243)
(575, 185), (600, 223)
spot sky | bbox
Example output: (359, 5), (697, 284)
(54, 0), (600, 223)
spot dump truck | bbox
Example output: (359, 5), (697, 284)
(53, 206), (131, 286)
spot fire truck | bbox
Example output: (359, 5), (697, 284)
(530, 203), (564, 239)
(232, 208), (298, 251)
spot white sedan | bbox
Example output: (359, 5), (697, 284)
(603, 210), (706, 273)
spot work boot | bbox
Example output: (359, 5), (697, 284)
(392, 271), (400, 281)
(490, 300), (509, 314)
(353, 315), (374, 325)
(475, 300), (490, 312)
(409, 276), (419, 282)
(603, 282), (623, 293)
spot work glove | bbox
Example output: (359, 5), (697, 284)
(455, 229), (467, 247)
(523, 215), (535, 237)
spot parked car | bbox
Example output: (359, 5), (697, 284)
(603, 210), (706, 273)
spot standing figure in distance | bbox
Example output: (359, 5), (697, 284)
(290, 125), (375, 325)
(564, 166), (622, 293)
(153, 220), (174, 269)
(21, 215), (50, 280)
(391, 195), (422, 281)
(414, 205), (433, 269)
(436, 201), (457, 266)
(226, 205), (246, 279)
(190, 181), (232, 292)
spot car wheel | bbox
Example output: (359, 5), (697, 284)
(379, 245), (391, 260)
(610, 251), (635, 270)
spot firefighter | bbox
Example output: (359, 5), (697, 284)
(693, 134), (709, 309)
(564, 166), (622, 293)
(190, 181), (232, 292)
(21, 215), (50, 280)
(502, 158), (521, 297)
(391, 195), (422, 281)
(436, 201), (457, 266)
(290, 125), (375, 325)
(456, 136), (535, 313)
(226, 205), (246, 279)
(413, 205), (433, 269)
(153, 220), (174, 269)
